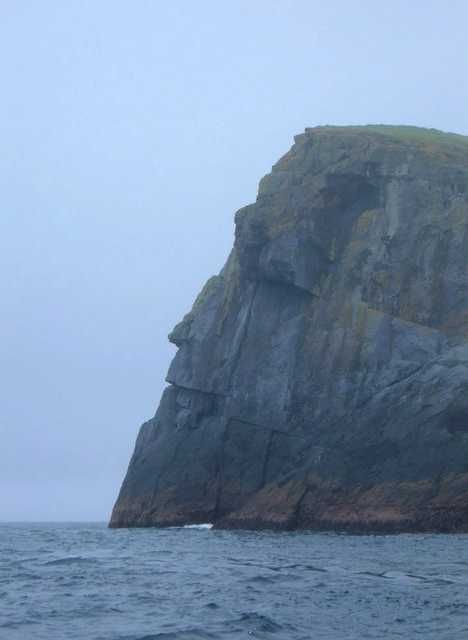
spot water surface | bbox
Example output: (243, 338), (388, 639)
(1, 523), (467, 639)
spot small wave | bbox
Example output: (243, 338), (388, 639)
(10, 571), (42, 580)
(44, 556), (95, 566)
(359, 570), (434, 583)
(384, 571), (426, 582)
(246, 574), (278, 584)
(357, 571), (388, 579)
(283, 563), (327, 573)
(425, 576), (456, 585)
(235, 611), (284, 634)
(182, 524), (213, 530)
(132, 630), (217, 639)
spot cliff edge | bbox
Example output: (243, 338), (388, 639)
(111, 125), (468, 532)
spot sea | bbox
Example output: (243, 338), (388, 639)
(1, 523), (467, 639)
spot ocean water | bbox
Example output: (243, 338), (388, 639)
(1, 523), (468, 639)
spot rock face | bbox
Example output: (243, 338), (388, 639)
(111, 126), (468, 532)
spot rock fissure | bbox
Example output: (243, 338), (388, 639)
(229, 417), (309, 440)
(225, 282), (259, 393)
(260, 431), (274, 489)
(166, 382), (227, 399)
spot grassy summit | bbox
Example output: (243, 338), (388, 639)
(307, 124), (468, 153)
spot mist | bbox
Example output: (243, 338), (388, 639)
(1, 0), (468, 521)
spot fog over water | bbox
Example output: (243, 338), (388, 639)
(1, 1), (468, 521)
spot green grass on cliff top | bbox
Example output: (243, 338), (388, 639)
(309, 124), (468, 152)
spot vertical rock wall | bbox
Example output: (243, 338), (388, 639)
(111, 126), (468, 532)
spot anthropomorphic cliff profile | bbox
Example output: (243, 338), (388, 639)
(111, 126), (468, 532)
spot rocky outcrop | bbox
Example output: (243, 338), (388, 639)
(110, 125), (468, 532)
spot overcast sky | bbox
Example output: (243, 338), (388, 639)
(1, 0), (468, 521)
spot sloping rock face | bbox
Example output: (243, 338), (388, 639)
(111, 126), (468, 532)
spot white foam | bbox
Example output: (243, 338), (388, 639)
(183, 523), (213, 530)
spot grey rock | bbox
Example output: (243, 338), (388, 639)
(111, 126), (468, 532)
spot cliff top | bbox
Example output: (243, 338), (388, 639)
(302, 124), (468, 153)
(260, 124), (468, 201)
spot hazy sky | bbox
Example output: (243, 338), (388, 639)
(2, 1), (468, 521)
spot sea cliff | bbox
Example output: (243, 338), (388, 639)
(111, 125), (468, 532)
